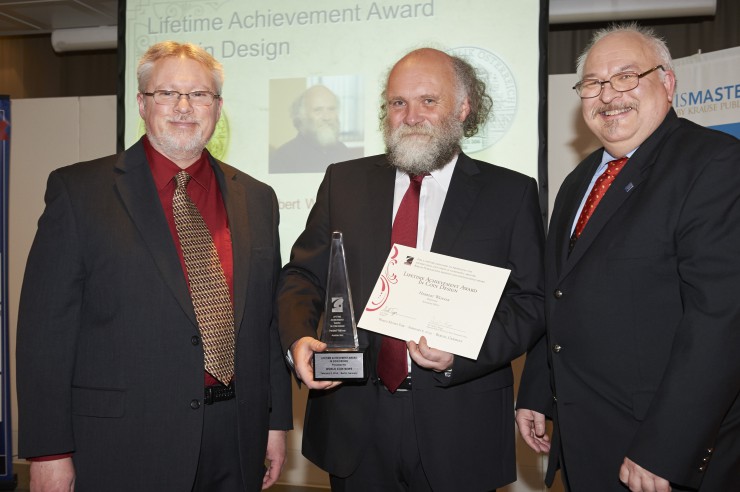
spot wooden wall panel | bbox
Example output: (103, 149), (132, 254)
(0, 35), (115, 98)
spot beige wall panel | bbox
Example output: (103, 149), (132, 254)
(8, 96), (116, 462)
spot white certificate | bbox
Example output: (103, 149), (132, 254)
(358, 245), (510, 360)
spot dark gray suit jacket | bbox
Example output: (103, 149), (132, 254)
(518, 109), (740, 491)
(16, 139), (292, 491)
(277, 152), (545, 491)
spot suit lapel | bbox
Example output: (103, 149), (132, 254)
(361, 156), (395, 353)
(564, 157), (647, 269)
(558, 110), (681, 280)
(364, 156), (396, 277)
(431, 153), (481, 255)
(114, 141), (197, 327)
(211, 159), (250, 332)
(551, 152), (602, 278)
(551, 171), (588, 274)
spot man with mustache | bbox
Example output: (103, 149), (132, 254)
(16, 41), (292, 491)
(516, 23), (740, 492)
(277, 47), (545, 491)
(270, 84), (362, 174)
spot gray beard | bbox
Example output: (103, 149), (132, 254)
(147, 122), (209, 163)
(307, 123), (340, 147)
(383, 116), (463, 175)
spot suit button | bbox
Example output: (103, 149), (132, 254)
(191, 335), (200, 345)
(552, 344), (562, 353)
(553, 289), (563, 299)
(190, 399), (201, 410)
(552, 395), (558, 403)
(707, 448), (714, 454)
(699, 465), (706, 472)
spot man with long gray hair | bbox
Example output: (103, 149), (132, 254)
(277, 47), (545, 491)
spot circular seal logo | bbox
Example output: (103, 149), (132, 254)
(137, 109), (230, 161)
(448, 47), (518, 153)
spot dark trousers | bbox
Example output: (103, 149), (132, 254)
(329, 388), (497, 492)
(191, 397), (245, 492)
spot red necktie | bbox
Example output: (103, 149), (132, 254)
(377, 173), (425, 392)
(571, 157), (628, 243)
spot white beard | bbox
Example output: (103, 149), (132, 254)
(308, 122), (340, 147)
(148, 118), (209, 162)
(383, 115), (464, 175)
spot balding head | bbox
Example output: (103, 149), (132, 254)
(381, 48), (491, 139)
(380, 47), (491, 174)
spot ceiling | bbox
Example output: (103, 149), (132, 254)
(0, 0), (717, 37)
(0, 0), (117, 36)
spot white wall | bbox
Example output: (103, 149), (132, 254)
(8, 95), (117, 464)
(546, 74), (601, 218)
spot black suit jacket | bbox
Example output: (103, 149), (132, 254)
(518, 109), (740, 491)
(16, 139), (292, 491)
(277, 152), (545, 491)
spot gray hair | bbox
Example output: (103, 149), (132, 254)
(137, 41), (224, 94)
(379, 49), (492, 138)
(576, 22), (673, 80)
(450, 54), (493, 138)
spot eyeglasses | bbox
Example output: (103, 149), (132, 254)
(573, 65), (664, 99)
(142, 90), (221, 106)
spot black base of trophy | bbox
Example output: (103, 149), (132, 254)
(313, 350), (367, 381)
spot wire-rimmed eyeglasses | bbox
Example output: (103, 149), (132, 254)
(573, 65), (665, 99)
(141, 90), (221, 106)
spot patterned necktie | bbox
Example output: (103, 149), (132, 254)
(377, 173), (425, 393)
(570, 157), (628, 250)
(173, 170), (235, 385)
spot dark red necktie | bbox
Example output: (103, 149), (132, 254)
(570, 157), (628, 249)
(377, 173), (425, 392)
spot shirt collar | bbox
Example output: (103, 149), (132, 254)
(143, 136), (212, 192)
(601, 147), (638, 166)
(394, 153), (458, 190)
(428, 153), (458, 191)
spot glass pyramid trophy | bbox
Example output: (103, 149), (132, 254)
(313, 231), (366, 381)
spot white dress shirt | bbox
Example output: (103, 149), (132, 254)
(391, 155), (457, 369)
(392, 155), (457, 251)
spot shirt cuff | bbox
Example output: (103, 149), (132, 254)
(27, 453), (73, 462)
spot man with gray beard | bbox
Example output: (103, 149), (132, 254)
(270, 84), (362, 173)
(17, 41), (291, 491)
(277, 47), (545, 492)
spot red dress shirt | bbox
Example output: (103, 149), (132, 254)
(144, 137), (234, 387)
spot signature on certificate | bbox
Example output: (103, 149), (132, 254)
(379, 307), (413, 319)
(379, 307), (398, 317)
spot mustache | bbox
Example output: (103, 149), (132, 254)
(393, 122), (435, 137)
(590, 102), (637, 119)
(168, 115), (196, 123)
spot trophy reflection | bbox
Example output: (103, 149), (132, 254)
(313, 231), (366, 381)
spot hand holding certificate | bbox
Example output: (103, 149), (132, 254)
(358, 245), (510, 360)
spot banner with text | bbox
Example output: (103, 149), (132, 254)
(673, 45), (740, 138)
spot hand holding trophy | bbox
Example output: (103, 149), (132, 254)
(313, 231), (366, 381)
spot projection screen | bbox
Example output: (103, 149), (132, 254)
(123, 0), (546, 261)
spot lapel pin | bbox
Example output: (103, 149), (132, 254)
(624, 182), (634, 192)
